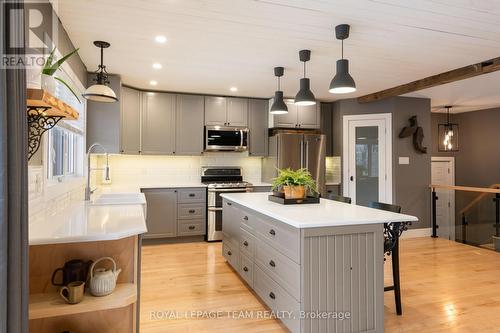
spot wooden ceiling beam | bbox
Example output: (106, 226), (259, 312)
(357, 56), (500, 103)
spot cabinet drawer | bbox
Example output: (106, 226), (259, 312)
(178, 188), (206, 203)
(178, 203), (206, 219)
(240, 228), (256, 259)
(177, 220), (206, 236)
(253, 215), (300, 263)
(254, 266), (300, 333)
(255, 238), (300, 301)
(239, 254), (253, 287)
(222, 242), (239, 269)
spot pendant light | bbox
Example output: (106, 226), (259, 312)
(329, 24), (356, 94)
(270, 67), (288, 114)
(83, 41), (118, 103)
(294, 50), (316, 106)
(438, 106), (459, 152)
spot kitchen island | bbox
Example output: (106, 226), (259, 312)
(221, 192), (418, 333)
(28, 193), (147, 333)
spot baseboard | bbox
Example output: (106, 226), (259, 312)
(400, 228), (432, 239)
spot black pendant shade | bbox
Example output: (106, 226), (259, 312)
(329, 59), (356, 94)
(294, 50), (316, 106)
(295, 78), (316, 106)
(329, 24), (356, 94)
(270, 66), (288, 114)
(270, 91), (288, 114)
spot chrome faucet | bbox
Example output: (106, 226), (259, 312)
(85, 143), (110, 201)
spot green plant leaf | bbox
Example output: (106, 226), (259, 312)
(48, 48), (80, 72)
(271, 167), (318, 195)
(53, 76), (81, 104)
(42, 47), (57, 75)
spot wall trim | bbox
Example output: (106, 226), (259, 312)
(401, 228), (432, 239)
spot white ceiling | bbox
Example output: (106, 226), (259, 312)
(54, 0), (500, 111)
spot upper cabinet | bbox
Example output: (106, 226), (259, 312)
(204, 96), (227, 126)
(204, 96), (248, 127)
(120, 86), (141, 154)
(248, 99), (268, 156)
(269, 98), (320, 129)
(175, 94), (204, 155)
(141, 92), (176, 155)
(86, 74), (122, 153)
(88, 86), (264, 156)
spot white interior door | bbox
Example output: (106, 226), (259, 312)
(431, 157), (455, 240)
(343, 114), (392, 206)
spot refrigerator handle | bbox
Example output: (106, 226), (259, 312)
(304, 141), (309, 170)
(300, 140), (304, 169)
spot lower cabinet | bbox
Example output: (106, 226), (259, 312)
(142, 187), (206, 239)
(221, 199), (385, 333)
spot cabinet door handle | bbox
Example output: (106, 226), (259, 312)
(243, 216), (248, 221)
(269, 229), (276, 236)
(243, 241), (248, 247)
(188, 226), (195, 230)
(227, 251), (232, 256)
(269, 292), (276, 300)
(269, 260), (276, 267)
(189, 209), (196, 214)
(227, 202), (232, 206)
(189, 193), (196, 197)
(243, 266), (248, 272)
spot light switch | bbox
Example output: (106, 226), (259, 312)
(398, 157), (410, 165)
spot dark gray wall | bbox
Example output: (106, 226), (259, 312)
(431, 108), (500, 244)
(431, 108), (500, 187)
(332, 96), (431, 229)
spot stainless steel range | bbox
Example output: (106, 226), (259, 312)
(202, 167), (252, 241)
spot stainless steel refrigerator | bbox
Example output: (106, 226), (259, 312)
(262, 132), (326, 196)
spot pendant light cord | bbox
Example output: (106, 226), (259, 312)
(342, 39), (344, 59)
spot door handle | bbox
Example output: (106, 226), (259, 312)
(304, 141), (309, 169)
(350, 176), (354, 181)
(300, 141), (304, 169)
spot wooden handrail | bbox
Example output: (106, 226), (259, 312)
(429, 184), (500, 194)
(458, 184), (500, 215)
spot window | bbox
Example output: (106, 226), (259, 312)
(47, 126), (83, 179)
(43, 47), (86, 182)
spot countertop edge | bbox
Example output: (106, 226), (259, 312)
(221, 193), (419, 229)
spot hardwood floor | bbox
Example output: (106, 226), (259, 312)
(140, 238), (500, 333)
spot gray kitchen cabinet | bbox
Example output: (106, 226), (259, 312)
(271, 99), (320, 129)
(227, 98), (248, 127)
(120, 86), (141, 154)
(205, 96), (248, 127)
(86, 74), (122, 153)
(141, 92), (176, 154)
(204, 96), (227, 126)
(248, 99), (268, 156)
(142, 189), (177, 239)
(176, 94), (204, 155)
(297, 104), (320, 129)
(320, 102), (333, 156)
(274, 100), (297, 128)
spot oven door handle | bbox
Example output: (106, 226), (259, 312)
(208, 207), (223, 212)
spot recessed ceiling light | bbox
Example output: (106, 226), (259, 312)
(152, 63), (162, 69)
(230, 87), (238, 92)
(150, 80), (158, 86)
(155, 35), (167, 43)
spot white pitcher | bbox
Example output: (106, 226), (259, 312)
(89, 257), (121, 297)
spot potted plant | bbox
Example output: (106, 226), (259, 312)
(271, 168), (318, 199)
(41, 47), (81, 103)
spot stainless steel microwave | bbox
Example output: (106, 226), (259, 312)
(205, 126), (249, 152)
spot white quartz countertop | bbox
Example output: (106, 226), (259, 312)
(221, 192), (418, 228)
(29, 200), (147, 246)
